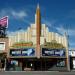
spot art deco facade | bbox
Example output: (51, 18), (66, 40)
(6, 4), (70, 71)
(8, 6), (67, 49)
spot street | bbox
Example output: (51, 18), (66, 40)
(0, 71), (75, 75)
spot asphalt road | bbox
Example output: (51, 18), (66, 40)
(0, 71), (75, 75)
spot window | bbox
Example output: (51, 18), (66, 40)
(57, 59), (65, 67)
(0, 42), (5, 51)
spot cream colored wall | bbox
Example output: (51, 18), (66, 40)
(63, 35), (67, 47)
(9, 35), (15, 46)
(55, 33), (59, 43)
(8, 23), (67, 48)
(48, 32), (52, 42)
(27, 27), (31, 42)
(8, 8), (68, 48)
(40, 37), (44, 45)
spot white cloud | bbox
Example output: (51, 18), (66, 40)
(11, 10), (27, 19)
(0, 8), (31, 25)
(42, 18), (57, 31)
(7, 29), (27, 36)
(67, 29), (75, 36)
(0, 8), (27, 19)
(56, 26), (75, 36)
(55, 26), (65, 34)
(42, 18), (52, 27)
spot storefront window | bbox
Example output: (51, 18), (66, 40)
(57, 59), (65, 67)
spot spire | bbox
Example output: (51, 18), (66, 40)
(37, 3), (39, 9)
(36, 3), (41, 58)
(36, 3), (41, 45)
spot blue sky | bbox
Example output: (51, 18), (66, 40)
(0, 0), (75, 49)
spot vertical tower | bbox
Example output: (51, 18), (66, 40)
(36, 4), (41, 45)
(64, 32), (70, 71)
(36, 4), (41, 58)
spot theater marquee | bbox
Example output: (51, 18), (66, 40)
(42, 48), (65, 57)
(10, 48), (35, 56)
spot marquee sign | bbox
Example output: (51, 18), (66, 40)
(42, 48), (65, 57)
(0, 16), (8, 28)
(10, 48), (35, 56)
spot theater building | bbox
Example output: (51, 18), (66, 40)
(7, 5), (70, 71)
